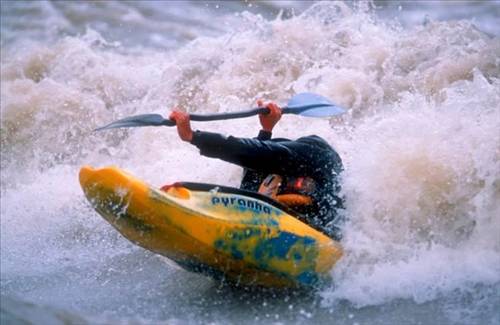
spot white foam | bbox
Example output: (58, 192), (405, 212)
(1, 1), (499, 319)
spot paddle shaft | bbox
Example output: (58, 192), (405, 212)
(163, 104), (333, 126)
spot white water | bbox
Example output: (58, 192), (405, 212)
(1, 1), (499, 324)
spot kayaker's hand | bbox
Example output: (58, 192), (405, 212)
(257, 99), (282, 132)
(169, 110), (193, 142)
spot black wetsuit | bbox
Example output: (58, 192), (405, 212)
(190, 129), (345, 241)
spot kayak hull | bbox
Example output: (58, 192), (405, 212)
(79, 166), (343, 288)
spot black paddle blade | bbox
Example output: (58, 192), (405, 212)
(94, 114), (175, 131)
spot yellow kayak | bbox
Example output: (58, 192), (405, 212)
(79, 166), (343, 288)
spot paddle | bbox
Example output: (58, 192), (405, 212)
(95, 92), (345, 131)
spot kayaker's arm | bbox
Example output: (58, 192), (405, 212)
(169, 100), (279, 142)
(171, 102), (312, 174)
(257, 129), (272, 140)
(190, 131), (312, 175)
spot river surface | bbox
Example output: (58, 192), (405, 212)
(1, 1), (499, 324)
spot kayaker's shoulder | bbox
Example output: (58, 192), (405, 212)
(296, 135), (333, 149)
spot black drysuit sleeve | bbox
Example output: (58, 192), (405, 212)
(190, 131), (317, 176)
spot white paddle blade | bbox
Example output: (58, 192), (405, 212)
(286, 92), (345, 117)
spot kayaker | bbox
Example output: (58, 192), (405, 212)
(169, 100), (345, 241)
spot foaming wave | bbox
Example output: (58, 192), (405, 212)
(2, 2), (498, 173)
(0, 30), (170, 180)
(322, 71), (500, 316)
(1, 1), (499, 320)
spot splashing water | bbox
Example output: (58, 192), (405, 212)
(1, 1), (499, 324)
